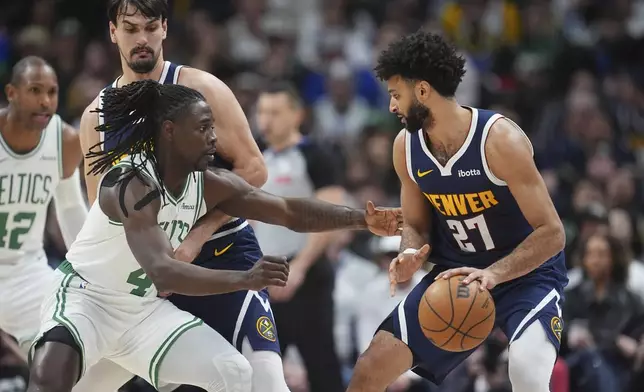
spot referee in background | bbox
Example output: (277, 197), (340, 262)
(254, 82), (345, 392)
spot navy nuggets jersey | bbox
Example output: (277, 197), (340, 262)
(406, 108), (533, 268)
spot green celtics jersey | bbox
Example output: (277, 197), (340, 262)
(0, 114), (64, 265)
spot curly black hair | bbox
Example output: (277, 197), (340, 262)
(375, 31), (466, 98)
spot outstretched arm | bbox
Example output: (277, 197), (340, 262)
(53, 121), (87, 248)
(100, 168), (283, 295)
(203, 169), (402, 235)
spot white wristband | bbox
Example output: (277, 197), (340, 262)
(402, 248), (417, 255)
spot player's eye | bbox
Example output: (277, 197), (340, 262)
(29, 87), (39, 93)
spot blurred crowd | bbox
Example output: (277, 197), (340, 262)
(3, 0), (644, 391)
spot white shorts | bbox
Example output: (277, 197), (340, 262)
(32, 261), (206, 388)
(0, 253), (54, 350)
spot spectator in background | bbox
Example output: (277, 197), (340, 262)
(311, 59), (372, 149)
(564, 233), (643, 392)
(254, 81), (346, 392)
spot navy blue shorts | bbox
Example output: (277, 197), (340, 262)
(380, 252), (568, 384)
(169, 220), (281, 354)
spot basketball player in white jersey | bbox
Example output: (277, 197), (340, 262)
(76, 1), (285, 390)
(0, 56), (87, 355)
(27, 80), (402, 392)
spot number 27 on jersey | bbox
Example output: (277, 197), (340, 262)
(446, 214), (495, 252)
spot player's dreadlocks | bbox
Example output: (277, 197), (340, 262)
(87, 79), (206, 191)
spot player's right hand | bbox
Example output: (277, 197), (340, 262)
(244, 255), (290, 290)
(389, 244), (430, 297)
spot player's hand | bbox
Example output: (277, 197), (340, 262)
(244, 255), (290, 291)
(389, 244), (430, 296)
(435, 267), (500, 291)
(365, 201), (403, 237)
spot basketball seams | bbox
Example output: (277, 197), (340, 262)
(440, 282), (479, 349)
(446, 277), (455, 324)
(459, 308), (496, 349)
(422, 294), (452, 332)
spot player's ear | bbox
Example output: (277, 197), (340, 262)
(161, 120), (174, 141)
(161, 19), (168, 40)
(415, 81), (432, 102)
(109, 21), (118, 44)
(4, 83), (15, 103)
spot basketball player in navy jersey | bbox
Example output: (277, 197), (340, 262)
(346, 31), (568, 392)
(77, 1), (288, 391)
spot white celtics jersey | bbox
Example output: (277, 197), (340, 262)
(66, 156), (207, 298)
(0, 115), (63, 266)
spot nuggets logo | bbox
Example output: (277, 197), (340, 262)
(550, 316), (563, 342)
(256, 316), (277, 342)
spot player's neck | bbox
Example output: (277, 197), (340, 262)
(269, 131), (301, 152)
(119, 57), (166, 87)
(156, 151), (192, 197)
(0, 109), (43, 153)
(424, 102), (472, 149)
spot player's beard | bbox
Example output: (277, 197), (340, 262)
(127, 46), (159, 74)
(405, 97), (434, 134)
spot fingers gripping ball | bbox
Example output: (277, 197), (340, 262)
(418, 275), (495, 352)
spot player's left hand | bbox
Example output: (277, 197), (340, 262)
(435, 267), (500, 291)
(365, 201), (403, 237)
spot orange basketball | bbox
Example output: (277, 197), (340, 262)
(418, 275), (496, 352)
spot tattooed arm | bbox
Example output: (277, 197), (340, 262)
(98, 168), (288, 295)
(203, 169), (401, 234)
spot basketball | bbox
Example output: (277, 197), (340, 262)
(418, 275), (496, 352)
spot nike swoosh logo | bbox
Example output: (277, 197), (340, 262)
(417, 169), (433, 177)
(214, 243), (234, 257)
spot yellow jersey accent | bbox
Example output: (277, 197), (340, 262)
(213, 243), (234, 257)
